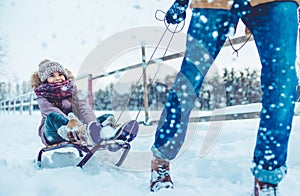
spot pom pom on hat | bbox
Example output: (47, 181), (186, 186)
(38, 59), (67, 82)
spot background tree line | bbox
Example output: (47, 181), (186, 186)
(92, 68), (262, 111)
(0, 36), (33, 101)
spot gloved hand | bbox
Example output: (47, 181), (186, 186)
(165, 0), (189, 24)
(57, 113), (87, 144)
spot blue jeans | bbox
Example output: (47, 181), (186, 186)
(151, 1), (298, 185)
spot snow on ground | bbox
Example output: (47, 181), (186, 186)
(1, 1), (299, 195)
(0, 108), (300, 196)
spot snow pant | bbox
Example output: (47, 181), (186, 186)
(44, 113), (69, 145)
(44, 112), (115, 145)
(151, 0), (298, 185)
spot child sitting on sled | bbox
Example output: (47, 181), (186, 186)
(30, 59), (120, 146)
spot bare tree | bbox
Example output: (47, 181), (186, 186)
(21, 81), (32, 94)
(0, 37), (5, 76)
(0, 36), (8, 100)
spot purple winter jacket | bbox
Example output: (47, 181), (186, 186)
(36, 94), (96, 145)
(31, 70), (96, 145)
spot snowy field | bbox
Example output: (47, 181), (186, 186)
(1, 1), (300, 195)
(0, 108), (300, 196)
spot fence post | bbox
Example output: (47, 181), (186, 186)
(88, 74), (93, 109)
(4, 101), (6, 113)
(20, 96), (23, 114)
(13, 98), (16, 114)
(8, 99), (11, 114)
(29, 93), (33, 115)
(141, 44), (150, 124)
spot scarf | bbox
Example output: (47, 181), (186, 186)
(34, 79), (75, 100)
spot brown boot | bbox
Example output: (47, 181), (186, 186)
(254, 178), (278, 196)
(150, 156), (173, 192)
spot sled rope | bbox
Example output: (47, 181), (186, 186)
(115, 24), (169, 123)
(115, 10), (185, 124)
(134, 23), (180, 121)
(228, 34), (252, 57)
(155, 9), (185, 34)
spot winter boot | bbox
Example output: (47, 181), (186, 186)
(150, 156), (173, 192)
(87, 121), (119, 145)
(254, 178), (278, 196)
(97, 114), (117, 127)
(88, 117), (139, 146)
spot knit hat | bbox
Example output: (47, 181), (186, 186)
(38, 59), (67, 82)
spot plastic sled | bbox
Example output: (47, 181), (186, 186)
(36, 120), (139, 168)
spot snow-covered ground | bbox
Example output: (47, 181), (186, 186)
(0, 108), (300, 196)
(0, 1), (299, 195)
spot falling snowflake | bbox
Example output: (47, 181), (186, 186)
(212, 31), (218, 38)
(61, 86), (68, 91)
(200, 15), (208, 23)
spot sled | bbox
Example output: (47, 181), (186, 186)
(36, 140), (131, 168)
(36, 120), (139, 168)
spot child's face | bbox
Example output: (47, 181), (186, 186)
(47, 72), (66, 83)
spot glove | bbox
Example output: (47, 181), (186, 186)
(57, 125), (70, 141)
(57, 113), (87, 144)
(165, 0), (189, 24)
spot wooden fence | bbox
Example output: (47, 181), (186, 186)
(0, 92), (36, 115)
(0, 35), (264, 120)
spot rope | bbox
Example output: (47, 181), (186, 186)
(115, 10), (185, 124)
(228, 34), (252, 57)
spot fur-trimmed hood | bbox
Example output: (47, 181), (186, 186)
(30, 68), (74, 88)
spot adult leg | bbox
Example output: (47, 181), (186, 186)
(151, 8), (239, 161)
(242, 2), (298, 184)
(44, 112), (69, 145)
